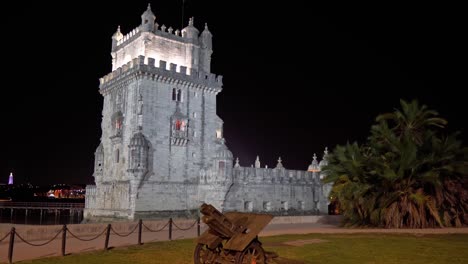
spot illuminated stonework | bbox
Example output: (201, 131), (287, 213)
(84, 4), (331, 221)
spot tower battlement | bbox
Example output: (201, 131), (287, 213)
(114, 24), (194, 50)
(110, 5), (213, 73)
(100, 55), (223, 92)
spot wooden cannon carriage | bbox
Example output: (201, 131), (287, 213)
(194, 203), (277, 264)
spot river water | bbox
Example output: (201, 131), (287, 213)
(0, 207), (84, 225)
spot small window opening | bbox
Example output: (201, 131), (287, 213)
(281, 201), (288, 210)
(216, 129), (222, 139)
(115, 149), (120, 163)
(177, 89), (182, 102)
(244, 201), (253, 212)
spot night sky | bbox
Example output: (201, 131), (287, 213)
(1, 1), (465, 185)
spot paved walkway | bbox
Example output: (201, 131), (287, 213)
(1, 222), (467, 263)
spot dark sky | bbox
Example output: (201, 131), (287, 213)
(1, 1), (465, 185)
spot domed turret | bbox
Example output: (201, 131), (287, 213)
(200, 23), (212, 49)
(140, 3), (156, 32)
(182, 17), (199, 42)
(128, 132), (150, 172)
(199, 23), (213, 73)
(318, 147), (329, 179)
(215, 144), (233, 160)
(112, 26), (124, 49)
(307, 153), (319, 172)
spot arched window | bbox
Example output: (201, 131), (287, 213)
(177, 89), (182, 102)
(112, 111), (124, 135)
(172, 88), (183, 102)
(218, 161), (225, 176)
(172, 88), (177, 101)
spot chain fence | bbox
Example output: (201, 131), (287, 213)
(3, 217), (201, 264)
(0, 231), (10, 243)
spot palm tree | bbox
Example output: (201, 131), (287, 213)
(376, 99), (447, 145)
(323, 99), (467, 228)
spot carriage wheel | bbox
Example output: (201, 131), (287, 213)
(236, 241), (266, 264)
(194, 243), (220, 264)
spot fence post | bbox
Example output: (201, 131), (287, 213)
(61, 224), (67, 256)
(197, 217), (201, 237)
(168, 218), (173, 240)
(138, 219), (142, 245)
(8, 227), (15, 264)
(104, 224), (111, 250)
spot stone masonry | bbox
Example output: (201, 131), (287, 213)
(84, 4), (332, 221)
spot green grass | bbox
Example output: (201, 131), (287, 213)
(12, 233), (468, 264)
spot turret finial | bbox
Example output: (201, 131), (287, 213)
(313, 153), (317, 161)
(234, 157), (240, 168)
(324, 147), (329, 156)
(147, 3), (151, 10)
(276, 157), (283, 169)
(255, 155), (261, 168)
(189, 17), (194, 26)
(205, 23), (208, 30)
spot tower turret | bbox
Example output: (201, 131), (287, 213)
(182, 17), (199, 43)
(140, 3), (156, 32)
(111, 26), (124, 50)
(199, 23), (213, 73)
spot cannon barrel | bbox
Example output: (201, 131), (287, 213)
(200, 203), (246, 238)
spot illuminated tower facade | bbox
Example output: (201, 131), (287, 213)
(85, 4), (231, 221)
(84, 4), (332, 222)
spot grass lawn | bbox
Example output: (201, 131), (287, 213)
(11, 233), (468, 264)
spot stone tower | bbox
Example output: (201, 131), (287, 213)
(85, 4), (332, 221)
(84, 4), (231, 221)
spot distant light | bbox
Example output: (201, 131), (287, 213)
(8, 172), (13, 185)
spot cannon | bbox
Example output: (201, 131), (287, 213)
(194, 203), (277, 264)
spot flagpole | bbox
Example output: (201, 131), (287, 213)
(181, 0), (185, 29)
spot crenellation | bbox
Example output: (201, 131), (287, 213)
(208, 73), (216, 83)
(159, 60), (167, 70)
(179, 66), (187, 75)
(170, 63), (177, 72)
(147, 57), (155, 67)
(136, 55), (145, 65)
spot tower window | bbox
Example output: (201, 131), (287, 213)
(244, 201), (253, 212)
(175, 120), (186, 131)
(298, 201), (305, 210)
(218, 161), (225, 175)
(115, 149), (120, 163)
(177, 89), (182, 102)
(281, 201), (288, 210)
(111, 111), (124, 136)
(216, 129), (222, 139)
(172, 88), (182, 102)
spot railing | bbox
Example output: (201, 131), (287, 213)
(0, 202), (85, 209)
(0, 217), (200, 264)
